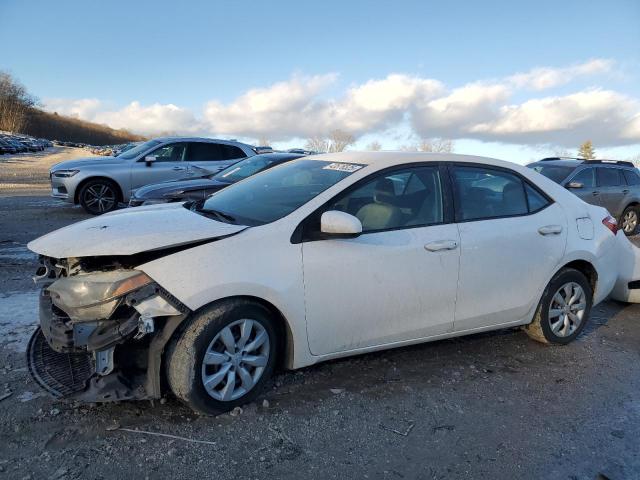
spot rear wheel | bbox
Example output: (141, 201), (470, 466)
(78, 179), (120, 215)
(621, 206), (639, 236)
(167, 300), (277, 415)
(524, 268), (592, 344)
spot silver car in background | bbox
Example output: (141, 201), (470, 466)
(49, 137), (256, 214)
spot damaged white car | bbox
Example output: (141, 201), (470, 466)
(27, 152), (639, 414)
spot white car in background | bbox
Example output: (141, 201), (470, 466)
(27, 152), (637, 414)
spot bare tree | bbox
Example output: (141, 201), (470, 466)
(305, 135), (329, 153)
(327, 129), (355, 153)
(366, 140), (382, 151)
(418, 138), (454, 153)
(257, 135), (271, 147)
(0, 71), (37, 132)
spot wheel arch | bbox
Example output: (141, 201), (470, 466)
(74, 176), (123, 204)
(168, 295), (296, 371)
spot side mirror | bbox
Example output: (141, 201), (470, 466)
(144, 155), (157, 166)
(566, 181), (584, 189)
(320, 210), (362, 238)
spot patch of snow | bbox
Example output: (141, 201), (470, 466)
(0, 244), (37, 262)
(0, 291), (39, 352)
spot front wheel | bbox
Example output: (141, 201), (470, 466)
(166, 300), (277, 415)
(524, 268), (592, 344)
(78, 179), (120, 215)
(620, 206), (639, 236)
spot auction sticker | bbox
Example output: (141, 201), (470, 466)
(322, 163), (364, 173)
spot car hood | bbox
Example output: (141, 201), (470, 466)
(50, 156), (126, 171)
(28, 203), (247, 258)
(133, 177), (229, 199)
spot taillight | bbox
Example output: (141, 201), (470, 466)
(602, 215), (618, 235)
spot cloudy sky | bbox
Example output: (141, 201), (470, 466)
(1, 0), (639, 163)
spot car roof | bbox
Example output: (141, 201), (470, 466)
(152, 136), (254, 148)
(303, 151), (519, 170)
(529, 159), (583, 167)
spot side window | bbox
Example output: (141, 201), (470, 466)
(570, 168), (595, 188)
(220, 145), (247, 160)
(148, 143), (186, 162)
(623, 169), (640, 186)
(452, 166), (528, 221)
(188, 142), (222, 161)
(329, 167), (443, 232)
(597, 167), (622, 187)
(525, 183), (550, 212)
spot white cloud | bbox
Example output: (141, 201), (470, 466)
(42, 58), (640, 148)
(508, 59), (614, 90)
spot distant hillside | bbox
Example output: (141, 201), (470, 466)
(22, 109), (146, 146)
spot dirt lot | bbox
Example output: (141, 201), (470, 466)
(0, 150), (639, 479)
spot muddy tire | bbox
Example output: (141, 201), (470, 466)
(166, 299), (277, 415)
(524, 268), (592, 345)
(78, 178), (120, 215)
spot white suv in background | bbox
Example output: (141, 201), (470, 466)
(49, 137), (256, 214)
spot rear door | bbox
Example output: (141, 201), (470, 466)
(596, 167), (625, 217)
(450, 164), (567, 332)
(186, 142), (247, 175)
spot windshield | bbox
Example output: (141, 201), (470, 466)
(118, 139), (162, 160)
(528, 164), (575, 184)
(213, 156), (279, 184)
(195, 159), (364, 226)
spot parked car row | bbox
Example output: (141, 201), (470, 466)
(527, 157), (640, 236)
(28, 150), (640, 415)
(0, 133), (53, 154)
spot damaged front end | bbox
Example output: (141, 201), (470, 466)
(28, 255), (190, 402)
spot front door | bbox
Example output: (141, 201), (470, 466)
(302, 165), (459, 355)
(131, 142), (189, 191)
(596, 167), (625, 218)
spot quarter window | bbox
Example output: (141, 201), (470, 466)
(452, 166), (535, 221)
(570, 168), (596, 188)
(623, 169), (640, 186)
(525, 183), (550, 212)
(597, 167), (622, 187)
(220, 145), (246, 160)
(329, 167), (443, 232)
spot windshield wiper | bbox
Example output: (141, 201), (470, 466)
(199, 208), (237, 224)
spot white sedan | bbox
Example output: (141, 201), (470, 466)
(27, 152), (634, 414)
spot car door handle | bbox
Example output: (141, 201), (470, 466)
(424, 240), (458, 252)
(538, 225), (563, 235)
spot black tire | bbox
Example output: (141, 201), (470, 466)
(166, 299), (278, 415)
(78, 178), (120, 215)
(620, 206), (639, 236)
(524, 268), (593, 345)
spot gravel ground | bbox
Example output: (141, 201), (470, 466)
(0, 151), (639, 479)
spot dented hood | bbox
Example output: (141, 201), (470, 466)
(28, 203), (247, 258)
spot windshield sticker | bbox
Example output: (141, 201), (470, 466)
(322, 163), (364, 173)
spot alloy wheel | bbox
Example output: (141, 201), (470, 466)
(200, 319), (270, 401)
(548, 282), (587, 337)
(84, 184), (116, 213)
(622, 210), (638, 234)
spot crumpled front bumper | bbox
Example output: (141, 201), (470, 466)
(610, 233), (640, 303)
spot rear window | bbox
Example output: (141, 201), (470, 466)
(527, 164), (575, 184)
